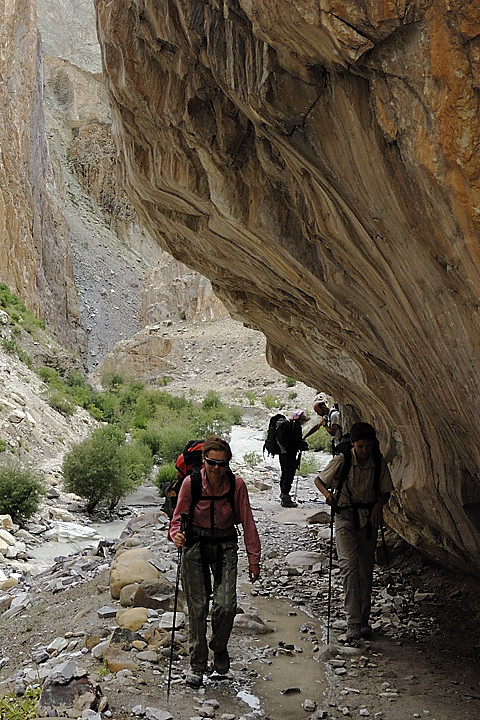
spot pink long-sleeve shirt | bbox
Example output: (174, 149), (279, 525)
(168, 468), (261, 565)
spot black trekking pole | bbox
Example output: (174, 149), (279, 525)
(380, 524), (389, 566)
(293, 451), (302, 501)
(167, 513), (188, 701)
(326, 505), (335, 644)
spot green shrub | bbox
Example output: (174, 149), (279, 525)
(48, 391), (75, 417)
(243, 451), (262, 466)
(202, 390), (221, 410)
(154, 463), (178, 495)
(0, 685), (41, 720)
(0, 283), (44, 334)
(2, 339), (32, 366)
(0, 283), (27, 314)
(244, 390), (256, 405)
(190, 405), (240, 440)
(262, 393), (280, 409)
(156, 424), (196, 464)
(285, 377), (297, 387)
(298, 453), (318, 476)
(118, 442), (154, 490)
(38, 366), (63, 388)
(62, 426), (149, 513)
(307, 427), (331, 452)
(135, 427), (163, 458)
(288, 391), (298, 400)
(0, 459), (45, 524)
(1, 339), (17, 355)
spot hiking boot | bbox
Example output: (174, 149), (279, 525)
(280, 495), (298, 508)
(345, 624), (361, 644)
(213, 649), (230, 675)
(360, 623), (373, 638)
(185, 668), (203, 687)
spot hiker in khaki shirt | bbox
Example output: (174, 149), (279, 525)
(315, 422), (393, 644)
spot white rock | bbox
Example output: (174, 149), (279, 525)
(44, 521), (100, 541)
(159, 611), (185, 629)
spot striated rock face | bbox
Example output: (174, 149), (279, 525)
(95, 1), (480, 575)
(0, 1), (84, 352)
(140, 253), (229, 325)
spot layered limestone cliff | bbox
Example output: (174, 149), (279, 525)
(95, 0), (480, 574)
(0, 1), (84, 352)
(36, 0), (224, 368)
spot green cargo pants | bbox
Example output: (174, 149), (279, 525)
(181, 529), (238, 672)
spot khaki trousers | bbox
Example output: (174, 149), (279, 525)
(181, 538), (238, 671)
(334, 509), (378, 626)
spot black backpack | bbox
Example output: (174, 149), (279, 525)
(333, 433), (352, 456)
(263, 413), (286, 457)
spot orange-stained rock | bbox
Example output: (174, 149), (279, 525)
(0, 1), (85, 352)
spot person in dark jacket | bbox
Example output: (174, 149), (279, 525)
(277, 410), (308, 507)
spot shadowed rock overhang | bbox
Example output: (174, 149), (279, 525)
(94, 0), (480, 576)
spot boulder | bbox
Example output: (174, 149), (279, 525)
(109, 547), (160, 599)
(116, 607), (149, 631)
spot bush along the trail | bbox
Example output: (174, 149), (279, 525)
(0, 459), (45, 524)
(59, 371), (241, 513)
(62, 426), (152, 513)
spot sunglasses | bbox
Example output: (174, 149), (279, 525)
(204, 457), (229, 468)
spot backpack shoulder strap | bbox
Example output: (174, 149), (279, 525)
(337, 446), (383, 503)
(372, 444), (383, 499)
(335, 448), (352, 505)
(188, 467), (237, 519)
(226, 469), (236, 519)
(189, 466), (203, 519)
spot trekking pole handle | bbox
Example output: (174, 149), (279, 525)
(180, 513), (188, 535)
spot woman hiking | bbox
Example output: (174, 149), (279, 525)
(168, 435), (261, 687)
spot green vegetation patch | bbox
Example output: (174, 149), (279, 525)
(0, 460), (45, 524)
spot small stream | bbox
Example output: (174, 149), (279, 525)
(234, 592), (326, 717)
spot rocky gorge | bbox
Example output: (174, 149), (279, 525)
(92, 0), (480, 576)
(0, 314), (479, 720)
(1, 2), (480, 717)
(2, 0), (480, 573)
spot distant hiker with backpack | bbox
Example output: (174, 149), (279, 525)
(326, 402), (343, 455)
(314, 422), (393, 645)
(168, 435), (261, 688)
(277, 410), (308, 508)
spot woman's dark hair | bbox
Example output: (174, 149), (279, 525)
(203, 435), (232, 462)
(350, 422), (377, 443)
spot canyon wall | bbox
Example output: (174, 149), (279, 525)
(0, 0), (84, 352)
(95, 0), (480, 574)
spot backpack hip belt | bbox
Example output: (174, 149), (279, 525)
(189, 524), (238, 545)
(335, 501), (377, 538)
